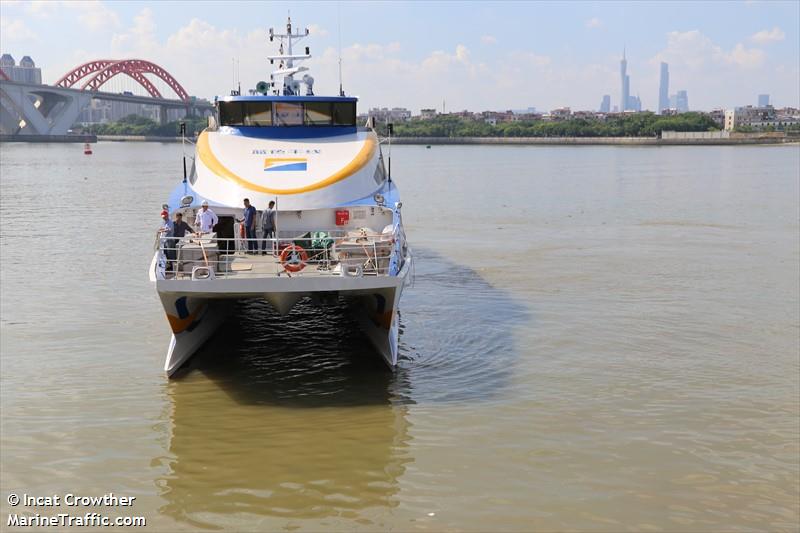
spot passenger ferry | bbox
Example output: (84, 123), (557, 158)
(149, 17), (412, 376)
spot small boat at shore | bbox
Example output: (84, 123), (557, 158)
(149, 17), (412, 376)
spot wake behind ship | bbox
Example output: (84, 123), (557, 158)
(149, 17), (412, 376)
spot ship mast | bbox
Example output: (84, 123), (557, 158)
(268, 16), (313, 96)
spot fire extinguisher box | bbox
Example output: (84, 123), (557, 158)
(335, 209), (350, 226)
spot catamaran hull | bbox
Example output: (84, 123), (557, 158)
(161, 297), (235, 375)
(156, 256), (411, 376)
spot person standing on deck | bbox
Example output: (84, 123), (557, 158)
(158, 211), (173, 268)
(159, 210), (172, 234)
(165, 212), (195, 273)
(239, 198), (258, 254)
(261, 200), (276, 255)
(195, 200), (218, 234)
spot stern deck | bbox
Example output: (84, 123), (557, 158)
(154, 227), (406, 282)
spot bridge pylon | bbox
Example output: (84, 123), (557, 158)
(0, 80), (92, 136)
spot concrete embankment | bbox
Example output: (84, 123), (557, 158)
(1, 134), (96, 143)
(97, 135), (185, 143)
(392, 134), (798, 146)
(88, 132), (797, 145)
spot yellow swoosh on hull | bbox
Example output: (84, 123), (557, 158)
(196, 131), (376, 195)
(166, 304), (207, 334)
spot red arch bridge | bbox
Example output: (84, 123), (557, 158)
(1, 58), (213, 137)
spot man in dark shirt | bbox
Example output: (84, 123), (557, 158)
(165, 212), (195, 272)
(239, 198), (258, 254)
(171, 212), (194, 238)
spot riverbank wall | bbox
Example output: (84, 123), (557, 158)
(1, 134), (96, 143)
(96, 135), (187, 143)
(82, 132), (799, 145)
(391, 132), (797, 146)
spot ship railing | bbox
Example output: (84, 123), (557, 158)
(154, 228), (400, 280)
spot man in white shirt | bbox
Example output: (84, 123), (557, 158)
(194, 200), (218, 233)
(261, 200), (276, 255)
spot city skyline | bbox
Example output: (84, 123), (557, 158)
(1, 1), (798, 112)
(0, 50), (787, 120)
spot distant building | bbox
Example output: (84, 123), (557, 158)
(599, 95), (611, 113)
(419, 108), (437, 120)
(77, 98), (163, 124)
(669, 90), (689, 113)
(706, 109), (726, 127)
(549, 107), (572, 120)
(658, 62), (669, 114)
(618, 48), (644, 112)
(448, 110), (477, 120)
(758, 94), (770, 107)
(368, 107), (411, 123)
(573, 110), (602, 120)
(0, 53), (42, 84)
(78, 99), (111, 124)
(722, 105), (800, 131)
(676, 90), (688, 112)
(724, 109), (737, 131)
(512, 112), (541, 121)
(620, 49), (630, 111)
(481, 110), (515, 124)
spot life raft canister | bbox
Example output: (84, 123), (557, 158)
(280, 244), (308, 273)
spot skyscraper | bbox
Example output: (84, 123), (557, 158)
(675, 90), (689, 112)
(758, 94), (770, 107)
(620, 49), (629, 112)
(599, 95), (611, 113)
(658, 62), (669, 115)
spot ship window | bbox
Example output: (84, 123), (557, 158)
(333, 102), (356, 126)
(304, 102), (333, 125)
(220, 100), (356, 127)
(243, 101), (272, 126)
(274, 102), (303, 126)
(218, 102), (244, 126)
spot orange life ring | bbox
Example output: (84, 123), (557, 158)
(279, 244), (308, 272)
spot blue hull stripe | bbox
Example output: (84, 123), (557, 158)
(265, 163), (307, 171)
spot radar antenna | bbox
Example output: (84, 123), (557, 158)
(267, 16), (312, 96)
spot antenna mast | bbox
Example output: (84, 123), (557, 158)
(231, 57), (236, 95)
(338, 3), (344, 96)
(268, 16), (312, 96)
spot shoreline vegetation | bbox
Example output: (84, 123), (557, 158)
(85, 111), (731, 138)
(82, 114), (208, 137)
(378, 112), (725, 138)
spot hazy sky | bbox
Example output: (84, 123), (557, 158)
(1, 0), (798, 112)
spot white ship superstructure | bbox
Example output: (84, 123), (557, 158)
(150, 17), (411, 376)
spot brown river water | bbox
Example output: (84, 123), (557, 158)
(1, 142), (798, 531)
